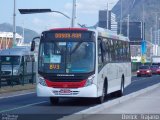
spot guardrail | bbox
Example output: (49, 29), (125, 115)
(0, 61), (36, 88)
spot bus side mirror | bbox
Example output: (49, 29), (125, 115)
(31, 40), (35, 51)
(30, 36), (40, 51)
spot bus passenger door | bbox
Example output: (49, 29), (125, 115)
(97, 38), (105, 96)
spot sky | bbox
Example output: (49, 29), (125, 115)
(0, 0), (118, 33)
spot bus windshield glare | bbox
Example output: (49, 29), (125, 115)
(38, 41), (95, 74)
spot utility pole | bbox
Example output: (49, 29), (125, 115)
(120, 0), (123, 34)
(127, 14), (130, 38)
(155, 15), (158, 55)
(22, 20), (25, 44)
(71, 0), (76, 27)
(107, 2), (109, 29)
(150, 27), (153, 44)
(13, 0), (16, 47)
(142, 2), (145, 41)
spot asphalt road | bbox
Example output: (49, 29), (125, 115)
(0, 75), (160, 120)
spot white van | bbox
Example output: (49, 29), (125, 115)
(0, 47), (36, 85)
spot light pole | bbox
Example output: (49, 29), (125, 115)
(13, 0), (16, 47)
(19, 9), (78, 29)
(71, 0), (76, 27)
(127, 14), (130, 38)
(107, 2), (109, 29)
(120, 0), (123, 34)
(150, 27), (153, 43)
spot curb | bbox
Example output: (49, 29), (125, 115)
(59, 82), (160, 120)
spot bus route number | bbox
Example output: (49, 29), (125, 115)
(50, 64), (60, 70)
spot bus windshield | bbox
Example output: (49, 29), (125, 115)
(39, 42), (95, 74)
(1, 56), (21, 65)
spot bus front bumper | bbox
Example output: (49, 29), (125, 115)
(37, 83), (98, 98)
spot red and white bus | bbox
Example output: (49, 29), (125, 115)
(31, 27), (131, 104)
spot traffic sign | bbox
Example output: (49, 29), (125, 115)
(141, 56), (146, 64)
(141, 40), (146, 55)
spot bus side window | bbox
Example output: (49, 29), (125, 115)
(98, 38), (103, 71)
(102, 38), (110, 63)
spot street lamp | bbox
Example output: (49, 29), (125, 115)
(19, 8), (82, 28)
(19, 9), (71, 19)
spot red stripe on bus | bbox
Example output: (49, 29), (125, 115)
(45, 79), (87, 88)
(50, 28), (88, 31)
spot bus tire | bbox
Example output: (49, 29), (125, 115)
(116, 77), (124, 97)
(96, 81), (107, 104)
(50, 97), (59, 105)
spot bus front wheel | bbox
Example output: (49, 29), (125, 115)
(50, 97), (59, 105)
(96, 83), (107, 104)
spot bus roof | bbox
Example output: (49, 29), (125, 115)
(50, 28), (88, 31)
(93, 27), (130, 42)
(0, 47), (33, 56)
(46, 27), (129, 42)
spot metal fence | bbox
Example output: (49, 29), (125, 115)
(0, 61), (36, 88)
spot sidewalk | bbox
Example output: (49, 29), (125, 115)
(80, 86), (160, 120)
(60, 83), (160, 120)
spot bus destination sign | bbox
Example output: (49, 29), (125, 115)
(44, 31), (94, 41)
(55, 33), (81, 39)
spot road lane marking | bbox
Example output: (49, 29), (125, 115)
(0, 101), (48, 113)
(0, 92), (36, 99)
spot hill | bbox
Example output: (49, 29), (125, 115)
(0, 23), (39, 43)
(112, 0), (160, 41)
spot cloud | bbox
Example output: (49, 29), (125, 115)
(32, 18), (43, 25)
(31, 17), (69, 33)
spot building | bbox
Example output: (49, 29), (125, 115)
(98, 10), (117, 34)
(0, 32), (23, 50)
(131, 41), (154, 62)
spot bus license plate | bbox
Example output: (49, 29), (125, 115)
(59, 89), (71, 95)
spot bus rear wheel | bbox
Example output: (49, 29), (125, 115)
(50, 97), (59, 105)
(116, 77), (124, 97)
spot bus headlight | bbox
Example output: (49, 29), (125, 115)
(38, 75), (47, 86)
(85, 74), (95, 87)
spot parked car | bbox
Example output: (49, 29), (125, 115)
(150, 65), (160, 74)
(137, 65), (152, 77)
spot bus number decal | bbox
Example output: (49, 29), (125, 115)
(50, 64), (60, 70)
